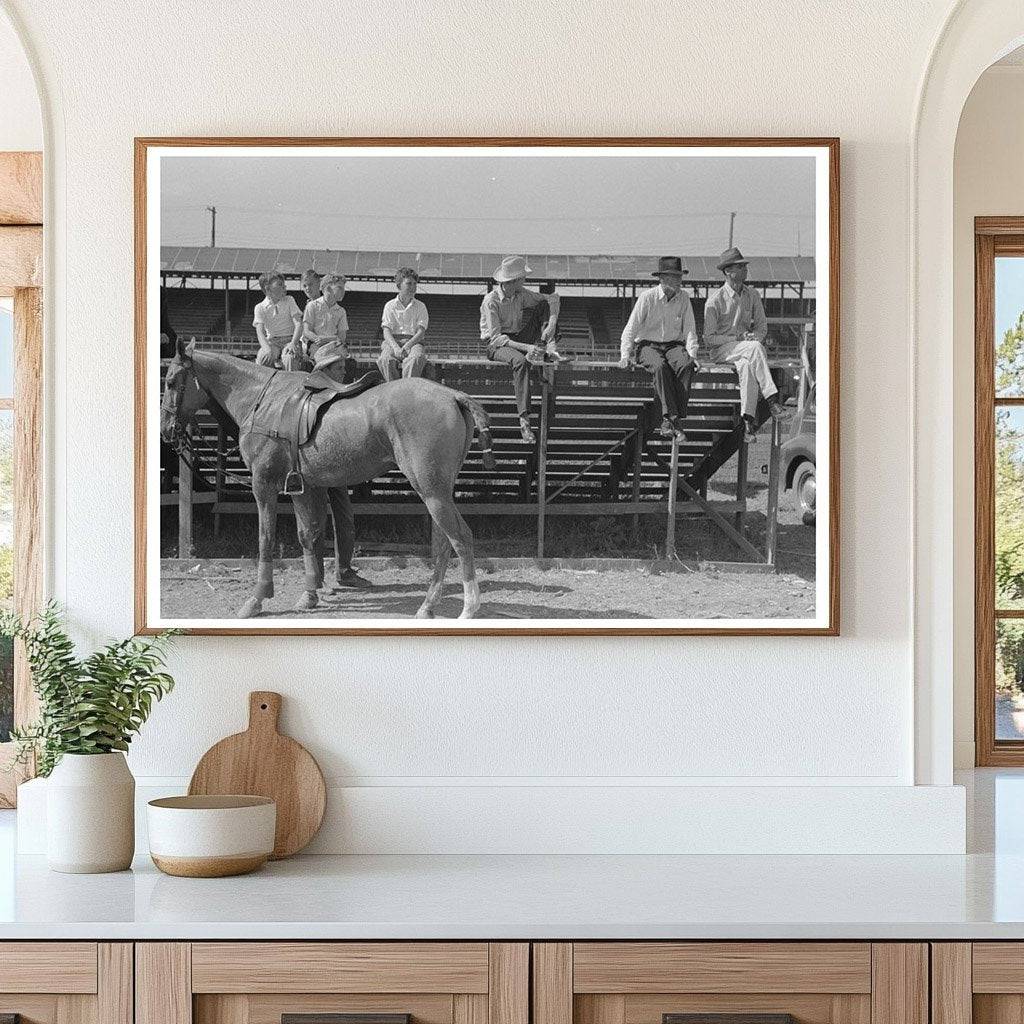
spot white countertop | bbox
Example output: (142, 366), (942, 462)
(2, 849), (1024, 940)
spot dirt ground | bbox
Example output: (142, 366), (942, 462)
(160, 432), (819, 621)
(160, 558), (816, 621)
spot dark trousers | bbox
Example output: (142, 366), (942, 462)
(636, 341), (696, 421)
(331, 487), (354, 570)
(487, 300), (548, 419)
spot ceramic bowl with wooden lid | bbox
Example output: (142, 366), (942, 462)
(146, 795), (276, 877)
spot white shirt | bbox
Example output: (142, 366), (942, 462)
(382, 295), (429, 337)
(703, 282), (768, 350)
(302, 297), (349, 339)
(253, 295), (301, 338)
(620, 284), (699, 361)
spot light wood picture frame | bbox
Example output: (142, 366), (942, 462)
(975, 217), (1024, 765)
(135, 137), (840, 636)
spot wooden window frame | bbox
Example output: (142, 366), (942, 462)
(975, 217), (1024, 765)
(0, 151), (43, 806)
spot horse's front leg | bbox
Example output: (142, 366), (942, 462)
(291, 491), (325, 612)
(239, 478), (279, 618)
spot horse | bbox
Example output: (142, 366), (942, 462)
(160, 338), (495, 620)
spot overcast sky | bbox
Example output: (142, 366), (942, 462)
(160, 151), (816, 257)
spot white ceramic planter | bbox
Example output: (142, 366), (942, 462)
(46, 752), (135, 873)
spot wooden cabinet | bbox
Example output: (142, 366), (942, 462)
(533, 943), (928, 1024)
(0, 938), (940, 1024)
(136, 943), (528, 1024)
(931, 943), (1024, 1024)
(0, 942), (132, 1024)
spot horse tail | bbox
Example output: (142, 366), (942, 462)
(452, 391), (496, 471)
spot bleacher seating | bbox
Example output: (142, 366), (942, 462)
(406, 292), (485, 357)
(163, 288), (230, 339)
(554, 296), (593, 357)
(158, 265), (810, 557)
(161, 355), (781, 524)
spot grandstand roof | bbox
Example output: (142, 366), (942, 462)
(160, 246), (816, 284)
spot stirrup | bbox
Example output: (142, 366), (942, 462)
(282, 470), (305, 495)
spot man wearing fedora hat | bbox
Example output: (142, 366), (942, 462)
(703, 246), (788, 441)
(480, 255), (558, 443)
(619, 256), (699, 440)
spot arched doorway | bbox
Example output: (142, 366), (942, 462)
(913, 0), (1024, 784)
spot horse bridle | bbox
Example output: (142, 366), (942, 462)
(161, 360), (202, 455)
(161, 361), (241, 480)
(162, 359), (274, 486)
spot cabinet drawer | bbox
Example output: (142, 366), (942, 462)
(0, 942), (130, 1024)
(572, 943), (872, 994)
(191, 943), (490, 993)
(0, 942), (98, 993)
(973, 943), (1024, 992)
(139, 942), (528, 1024)
(934, 942), (1024, 1024)
(534, 943), (925, 1024)
(197, 994), (457, 1024)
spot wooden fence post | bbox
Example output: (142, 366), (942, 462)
(214, 425), (225, 541)
(765, 415), (782, 567)
(631, 412), (644, 533)
(665, 435), (679, 560)
(735, 435), (749, 534)
(537, 374), (550, 558)
(178, 454), (193, 559)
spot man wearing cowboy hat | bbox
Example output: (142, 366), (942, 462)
(480, 255), (558, 443)
(619, 256), (699, 440)
(703, 246), (788, 442)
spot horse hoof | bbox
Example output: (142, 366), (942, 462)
(415, 606), (435, 619)
(239, 598), (263, 618)
(294, 591), (319, 611)
(458, 607), (480, 620)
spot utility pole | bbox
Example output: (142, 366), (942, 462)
(728, 211), (736, 248)
(206, 205), (217, 247)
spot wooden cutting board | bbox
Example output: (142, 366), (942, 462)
(188, 691), (326, 859)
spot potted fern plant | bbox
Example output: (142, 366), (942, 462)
(2, 603), (177, 873)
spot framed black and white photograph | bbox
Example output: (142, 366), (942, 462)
(135, 137), (838, 635)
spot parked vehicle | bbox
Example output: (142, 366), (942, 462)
(782, 383), (816, 526)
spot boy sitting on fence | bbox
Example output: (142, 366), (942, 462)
(300, 273), (351, 383)
(253, 272), (302, 368)
(378, 267), (429, 381)
(300, 268), (323, 304)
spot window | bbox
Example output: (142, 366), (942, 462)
(976, 222), (1024, 764)
(0, 151), (43, 806)
(0, 300), (11, 744)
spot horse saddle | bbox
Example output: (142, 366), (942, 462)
(252, 369), (383, 494)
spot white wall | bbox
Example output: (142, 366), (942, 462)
(952, 64), (1024, 767)
(0, 0), (976, 852)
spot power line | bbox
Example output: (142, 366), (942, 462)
(163, 204), (815, 226)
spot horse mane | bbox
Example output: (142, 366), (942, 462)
(189, 348), (269, 441)
(205, 390), (239, 441)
